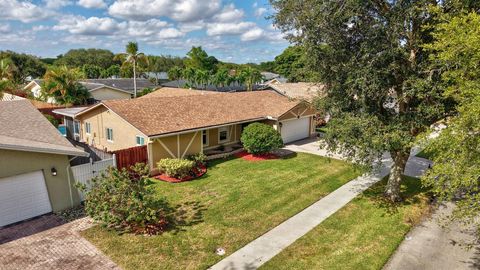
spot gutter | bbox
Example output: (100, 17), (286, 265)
(0, 144), (88, 157)
(148, 117), (271, 139)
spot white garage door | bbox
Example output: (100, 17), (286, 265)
(0, 171), (52, 227)
(281, 117), (310, 143)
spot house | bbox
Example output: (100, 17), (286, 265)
(73, 88), (316, 174)
(0, 100), (86, 227)
(1, 93), (25, 101)
(52, 107), (89, 140)
(161, 80), (266, 92)
(261, 72), (287, 83)
(24, 78), (159, 103)
(265, 82), (325, 101)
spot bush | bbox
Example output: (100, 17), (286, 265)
(187, 153), (207, 165)
(157, 158), (196, 179)
(241, 123), (284, 154)
(78, 163), (169, 235)
(43, 114), (59, 127)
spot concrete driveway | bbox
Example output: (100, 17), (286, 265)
(0, 215), (119, 270)
(283, 137), (347, 160)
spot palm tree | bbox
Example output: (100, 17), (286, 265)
(182, 67), (196, 88)
(42, 66), (89, 106)
(241, 67), (263, 91)
(168, 66), (183, 87)
(194, 69), (209, 90)
(0, 59), (15, 98)
(115, 42), (147, 98)
(211, 68), (229, 90)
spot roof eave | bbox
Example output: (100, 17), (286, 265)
(0, 144), (88, 157)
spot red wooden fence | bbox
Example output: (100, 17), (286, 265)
(111, 145), (148, 170)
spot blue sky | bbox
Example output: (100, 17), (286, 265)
(0, 0), (290, 63)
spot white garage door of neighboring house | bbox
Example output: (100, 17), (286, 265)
(281, 117), (310, 143)
(0, 171), (52, 227)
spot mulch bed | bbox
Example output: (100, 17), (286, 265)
(234, 151), (279, 161)
(153, 165), (207, 183)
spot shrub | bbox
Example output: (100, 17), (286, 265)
(78, 163), (169, 235)
(241, 123), (284, 154)
(157, 158), (196, 179)
(187, 153), (207, 165)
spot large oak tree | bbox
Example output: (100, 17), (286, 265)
(270, 0), (477, 201)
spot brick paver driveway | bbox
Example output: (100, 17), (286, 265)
(0, 215), (119, 270)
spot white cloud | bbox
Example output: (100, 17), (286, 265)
(0, 24), (11, 33)
(54, 16), (124, 35)
(77, 0), (106, 9)
(157, 28), (184, 39)
(44, 0), (71, 9)
(124, 19), (170, 37)
(206, 22), (256, 36)
(213, 4), (244, 23)
(241, 27), (264, 41)
(0, 0), (52, 22)
(254, 7), (267, 18)
(108, 0), (222, 22)
(178, 20), (206, 33)
(32, 25), (50, 32)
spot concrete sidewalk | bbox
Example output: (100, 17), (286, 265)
(383, 203), (480, 270)
(209, 157), (392, 270)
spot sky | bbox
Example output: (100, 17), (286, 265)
(0, 0), (290, 63)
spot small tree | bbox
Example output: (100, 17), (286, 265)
(79, 163), (169, 235)
(241, 123), (283, 154)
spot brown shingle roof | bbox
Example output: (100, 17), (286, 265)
(139, 87), (221, 99)
(96, 90), (301, 137)
(267, 82), (325, 101)
(0, 100), (86, 156)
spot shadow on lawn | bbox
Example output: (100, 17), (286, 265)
(363, 175), (431, 216)
(162, 200), (207, 234)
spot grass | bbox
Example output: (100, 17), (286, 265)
(82, 153), (362, 270)
(260, 175), (431, 270)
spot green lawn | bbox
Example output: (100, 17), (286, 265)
(260, 176), (431, 270)
(82, 153), (362, 270)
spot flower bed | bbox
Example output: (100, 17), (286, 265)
(153, 164), (207, 183)
(234, 151), (279, 161)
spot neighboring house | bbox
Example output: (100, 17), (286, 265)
(24, 78), (159, 103)
(0, 100), (86, 227)
(261, 72), (287, 83)
(0, 93), (25, 101)
(73, 88), (316, 174)
(52, 107), (89, 140)
(265, 82), (325, 102)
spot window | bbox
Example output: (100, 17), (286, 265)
(136, 136), (145, 146)
(202, 130), (209, 146)
(85, 122), (91, 134)
(73, 121), (80, 135)
(106, 128), (114, 142)
(218, 127), (229, 143)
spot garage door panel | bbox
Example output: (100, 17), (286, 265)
(0, 171), (52, 227)
(281, 117), (310, 143)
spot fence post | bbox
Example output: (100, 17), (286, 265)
(112, 153), (117, 168)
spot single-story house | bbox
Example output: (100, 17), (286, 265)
(261, 72), (287, 84)
(24, 78), (159, 103)
(265, 82), (325, 102)
(0, 100), (86, 227)
(72, 88), (316, 173)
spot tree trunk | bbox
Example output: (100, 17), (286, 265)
(133, 60), (137, 98)
(384, 150), (410, 202)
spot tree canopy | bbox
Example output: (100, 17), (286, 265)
(270, 0), (470, 201)
(54, 48), (119, 69)
(0, 51), (46, 83)
(422, 12), (480, 226)
(184, 46), (219, 72)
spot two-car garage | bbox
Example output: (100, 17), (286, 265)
(0, 171), (53, 227)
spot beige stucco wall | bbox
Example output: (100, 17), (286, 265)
(204, 124), (242, 149)
(77, 106), (146, 152)
(90, 87), (132, 101)
(0, 149), (81, 212)
(150, 131), (202, 172)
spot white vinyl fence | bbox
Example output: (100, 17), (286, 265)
(71, 155), (116, 201)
